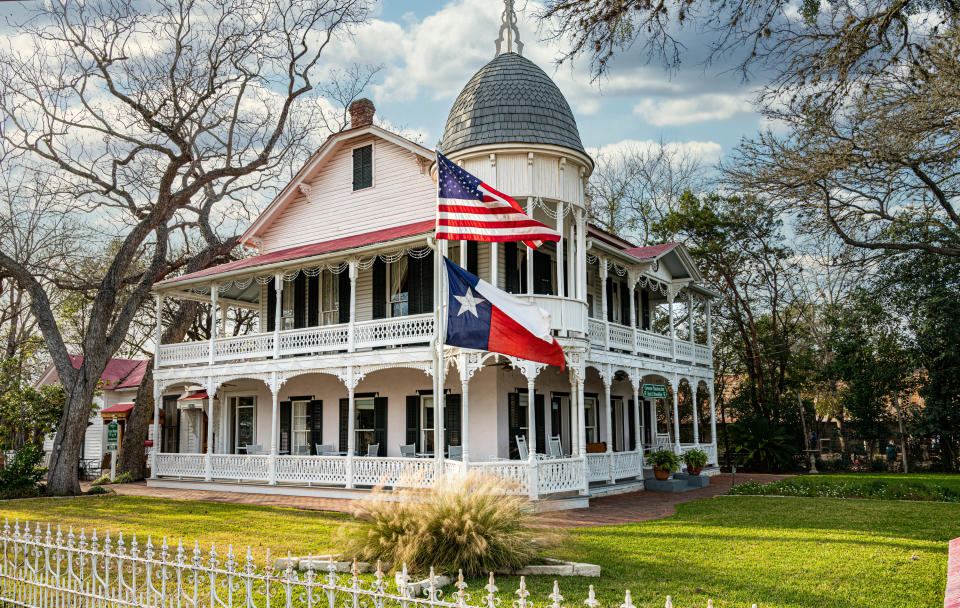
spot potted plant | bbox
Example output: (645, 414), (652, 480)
(647, 449), (679, 480)
(683, 448), (708, 476)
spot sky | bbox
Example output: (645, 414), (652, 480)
(339, 0), (765, 167)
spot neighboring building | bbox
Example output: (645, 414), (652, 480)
(147, 8), (719, 506)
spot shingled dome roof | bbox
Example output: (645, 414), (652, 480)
(441, 52), (585, 156)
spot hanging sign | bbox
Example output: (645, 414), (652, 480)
(106, 421), (120, 451)
(642, 384), (668, 399)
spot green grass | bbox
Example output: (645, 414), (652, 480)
(729, 472), (960, 502)
(1, 493), (957, 607)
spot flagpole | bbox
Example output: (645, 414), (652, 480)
(433, 155), (446, 474)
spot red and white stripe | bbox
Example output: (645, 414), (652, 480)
(436, 183), (560, 248)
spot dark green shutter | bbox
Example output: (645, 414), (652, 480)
(279, 401), (291, 454)
(309, 400), (323, 453)
(606, 278), (614, 322)
(420, 250), (433, 312)
(533, 250), (553, 295)
(467, 241), (479, 275)
(628, 399), (636, 450)
(308, 275), (319, 327)
(294, 274), (307, 329)
(504, 242), (519, 293)
(338, 270), (351, 324)
(408, 254), (422, 315)
(444, 393), (462, 448)
(406, 395), (421, 451)
(535, 393), (546, 454)
(352, 145), (372, 190)
(338, 398), (349, 453)
(372, 258), (386, 319)
(266, 281), (277, 331)
(641, 291), (651, 330)
(373, 397), (387, 451)
(620, 280), (630, 326)
(508, 392), (522, 459)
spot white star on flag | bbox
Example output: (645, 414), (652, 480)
(454, 288), (484, 317)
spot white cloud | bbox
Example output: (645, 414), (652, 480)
(633, 94), (753, 126)
(587, 138), (723, 165)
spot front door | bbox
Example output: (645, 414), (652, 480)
(233, 396), (256, 453)
(550, 394), (571, 455)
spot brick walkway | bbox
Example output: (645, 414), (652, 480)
(946, 537), (960, 608)
(98, 473), (789, 527)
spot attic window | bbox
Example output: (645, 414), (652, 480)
(352, 145), (372, 191)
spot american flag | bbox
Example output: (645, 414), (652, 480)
(435, 152), (561, 248)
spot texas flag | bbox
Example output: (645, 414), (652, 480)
(444, 258), (565, 370)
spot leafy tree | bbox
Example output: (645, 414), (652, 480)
(0, 354), (68, 451)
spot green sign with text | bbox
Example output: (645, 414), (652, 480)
(642, 384), (668, 399)
(106, 421), (119, 451)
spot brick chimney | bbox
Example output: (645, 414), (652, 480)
(348, 98), (375, 128)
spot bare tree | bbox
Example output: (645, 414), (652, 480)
(0, 0), (372, 495)
(586, 141), (704, 242)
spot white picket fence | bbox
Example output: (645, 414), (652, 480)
(0, 520), (754, 608)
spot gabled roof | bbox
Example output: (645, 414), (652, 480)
(240, 124), (434, 248)
(37, 356), (148, 390)
(623, 243), (680, 259)
(157, 220), (435, 288)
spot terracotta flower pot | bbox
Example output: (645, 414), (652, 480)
(687, 465), (703, 476)
(653, 466), (671, 480)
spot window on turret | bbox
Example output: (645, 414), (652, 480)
(352, 145), (372, 190)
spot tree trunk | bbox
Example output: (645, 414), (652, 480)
(893, 393), (908, 473)
(117, 300), (200, 479)
(46, 372), (100, 495)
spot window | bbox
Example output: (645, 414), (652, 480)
(232, 396), (256, 453)
(321, 271), (338, 325)
(421, 395), (435, 453)
(292, 399), (309, 453)
(281, 278), (295, 329)
(583, 397), (598, 444)
(355, 397), (376, 453)
(352, 145), (373, 191)
(389, 257), (409, 317)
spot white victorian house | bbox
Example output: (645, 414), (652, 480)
(148, 16), (719, 508)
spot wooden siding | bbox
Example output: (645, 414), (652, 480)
(258, 135), (435, 254)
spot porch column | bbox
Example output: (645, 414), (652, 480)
(649, 397), (658, 445)
(556, 201), (565, 299)
(706, 300), (713, 348)
(208, 284), (218, 365)
(568, 369), (579, 455)
(151, 382), (161, 478)
(269, 372), (279, 485)
(576, 374), (588, 496)
(567, 223), (575, 300)
(461, 377), (471, 464)
(204, 378), (214, 481)
(490, 243), (499, 287)
(668, 291), (677, 360)
(629, 280), (638, 355)
(272, 274), (283, 359)
(603, 369), (614, 483)
(633, 379), (643, 476)
(709, 380), (718, 463)
(688, 293), (695, 352)
(600, 259), (609, 347)
(671, 374), (681, 456)
(348, 261), (358, 352)
(153, 294), (163, 371)
(346, 380), (356, 488)
(577, 212), (587, 301)
(526, 374), (539, 501)
(693, 380), (701, 446)
(526, 198), (535, 295)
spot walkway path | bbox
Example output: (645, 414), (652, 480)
(102, 473), (789, 527)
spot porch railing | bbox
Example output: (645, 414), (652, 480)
(585, 319), (711, 365)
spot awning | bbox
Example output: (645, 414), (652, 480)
(177, 391), (209, 410)
(100, 402), (134, 415)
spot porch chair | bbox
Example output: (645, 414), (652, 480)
(245, 444), (263, 455)
(515, 435), (529, 460)
(315, 444), (333, 455)
(295, 445), (310, 455)
(399, 444), (416, 458)
(447, 445), (462, 461)
(548, 436), (564, 459)
(365, 444), (379, 457)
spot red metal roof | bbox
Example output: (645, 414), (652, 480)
(178, 391), (209, 401)
(101, 402), (135, 414)
(623, 242), (680, 260)
(159, 220), (436, 286)
(68, 355), (148, 389)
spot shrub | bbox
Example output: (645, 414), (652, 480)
(111, 472), (134, 484)
(0, 444), (47, 499)
(347, 471), (549, 576)
(90, 475), (111, 486)
(683, 448), (708, 469)
(647, 449), (680, 472)
(86, 485), (111, 495)
(727, 476), (960, 502)
(727, 418), (798, 472)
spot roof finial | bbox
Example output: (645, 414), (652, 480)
(494, 0), (523, 57)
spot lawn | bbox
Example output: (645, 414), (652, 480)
(728, 472), (960, 502)
(2, 492), (957, 607)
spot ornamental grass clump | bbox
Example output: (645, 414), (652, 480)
(347, 471), (550, 577)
